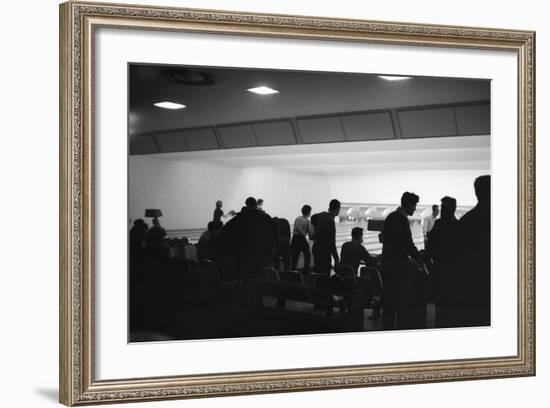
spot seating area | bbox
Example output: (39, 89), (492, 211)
(129, 203), (452, 342)
(129, 240), (424, 342)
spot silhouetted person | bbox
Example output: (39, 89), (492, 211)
(291, 205), (314, 273)
(133, 226), (171, 332)
(130, 218), (149, 258)
(381, 192), (425, 329)
(129, 219), (149, 331)
(427, 196), (459, 328)
(422, 204), (439, 248)
(311, 199), (341, 275)
(213, 200), (224, 223)
(257, 198), (264, 211)
(213, 200), (235, 225)
(340, 227), (377, 274)
(272, 217), (291, 271)
(198, 222), (216, 259)
(218, 197), (276, 282)
(455, 175), (491, 327)
(211, 220), (223, 248)
(243, 196), (257, 212)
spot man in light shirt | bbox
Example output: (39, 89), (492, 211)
(291, 205), (314, 273)
(422, 204), (439, 249)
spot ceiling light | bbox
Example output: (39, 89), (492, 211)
(378, 75), (412, 81)
(153, 101), (187, 110)
(246, 86), (279, 95)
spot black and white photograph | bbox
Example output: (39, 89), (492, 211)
(128, 64), (491, 343)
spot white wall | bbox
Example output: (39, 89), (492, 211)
(235, 166), (331, 220)
(129, 156), (244, 229)
(327, 169), (487, 207)
(129, 156), (331, 228)
(1, 1), (547, 408)
(129, 158), (485, 230)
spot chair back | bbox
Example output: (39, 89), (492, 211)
(305, 273), (330, 290)
(279, 270), (304, 283)
(335, 263), (356, 279)
(259, 267), (280, 281)
(184, 244), (198, 262)
(170, 245), (187, 260)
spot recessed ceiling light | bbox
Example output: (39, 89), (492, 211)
(246, 86), (280, 95)
(378, 75), (412, 81)
(153, 101), (186, 110)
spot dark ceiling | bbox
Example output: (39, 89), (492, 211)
(129, 63), (490, 137)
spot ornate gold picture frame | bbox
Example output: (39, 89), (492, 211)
(59, 1), (535, 405)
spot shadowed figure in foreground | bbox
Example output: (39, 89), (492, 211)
(311, 199), (341, 276)
(426, 196), (460, 328)
(454, 175), (491, 327)
(381, 192), (426, 330)
(217, 197), (276, 283)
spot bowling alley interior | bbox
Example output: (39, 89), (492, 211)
(128, 64), (491, 342)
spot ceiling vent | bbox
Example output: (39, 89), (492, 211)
(164, 69), (216, 86)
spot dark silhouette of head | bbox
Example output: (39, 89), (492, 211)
(474, 175), (490, 206)
(216, 200), (223, 208)
(132, 218), (148, 232)
(351, 227), (364, 243)
(301, 204), (312, 217)
(432, 204), (440, 217)
(207, 221), (215, 232)
(257, 198), (264, 208)
(130, 219), (149, 241)
(245, 196), (257, 210)
(328, 199), (341, 217)
(440, 196), (457, 219)
(133, 218), (147, 228)
(401, 192), (420, 216)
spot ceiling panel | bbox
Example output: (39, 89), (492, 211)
(155, 130), (189, 153)
(455, 104), (490, 135)
(341, 111), (395, 141)
(218, 124), (257, 148)
(253, 121), (296, 146)
(297, 116), (345, 144)
(184, 128), (219, 151)
(398, 107), (457, 138)
(129, 134), (157, 155)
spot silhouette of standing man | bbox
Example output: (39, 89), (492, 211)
(217, 197), (276, 283)
(422, 204), (439, 249)
(426, 196), (459, 328)
(311, 199), (341, 276)
(455, 175), (491, 327)
(381, 192), (424, 329)
(212, 200), (235, 225)
(291, 205), (314, 274)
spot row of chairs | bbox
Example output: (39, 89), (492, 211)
(254, 265), (383, 321)
(181, 256), (383, 326)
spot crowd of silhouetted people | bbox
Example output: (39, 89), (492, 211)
(380, 175), (490, 330)
(129, 175), (491, 338)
